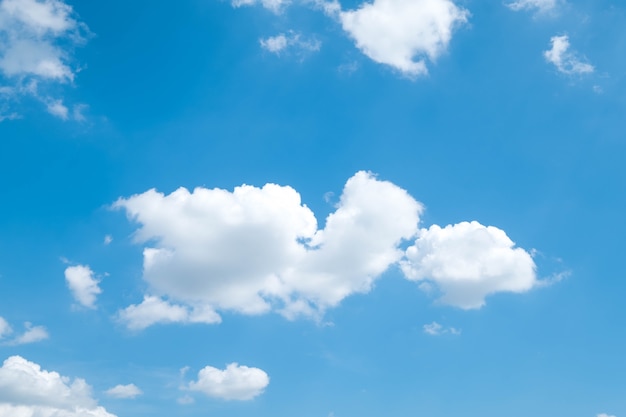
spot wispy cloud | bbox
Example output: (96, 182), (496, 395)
(544, 35), (594, 75)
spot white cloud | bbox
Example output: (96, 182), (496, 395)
(0, 318), (11, 339)
(115, 172), (544, 328)
(117, 296), (221, 331)
(507, 0), (559, 13)
(105, 384), (142, 399)
(260, 32), (321, 55)
(103, 235), (113, 245)
(64, 265), (102, 309)
(260, 34), (288, 53)
(402, 221), (537, 309)
(231, 0), (289, 13)
(115, 171), (422, 327)
(187, 363), (269, 401)
(0, 0), (89, 118)
(336, 0), (469, 77)
(544, 35), (594, 76)
(423, 321), (461, 336)
(5, 322), (49, 345)
(0, 355), (116, 417)
(45, 97), (67, 119)
(597, 414), (616, 417)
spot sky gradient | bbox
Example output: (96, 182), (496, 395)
(0, 0), (625, 416)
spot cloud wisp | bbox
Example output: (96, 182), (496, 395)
(544, 35), (594, 76)
(260, 31), (321, 56)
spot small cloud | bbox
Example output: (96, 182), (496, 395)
(187, 363), (270, 401)
(338, 0), (469, 77)
(260, 34), (288, 53)
(105, 383), (143, 399)
(231, 0), (289, 13)
(507, 0), (559, 14)
(544, 35), (594, 76)
(5, 322), (49, 345)
(46, 98), (69, 120)
(260, 31), (321, 56)
(117, 296), (221, 331)
(597, 414), (616, 417)
(423, 321), (461, 336)
(104, 235), (113, 245)
(64, 264), (102, 309)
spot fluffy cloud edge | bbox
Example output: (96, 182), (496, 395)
(0, 355), (116, 417)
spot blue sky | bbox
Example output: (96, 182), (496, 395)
(0, 0), (625, 416)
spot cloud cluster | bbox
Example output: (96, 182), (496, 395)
(115, 171), (541, 329)
(65, 265), (102, 309)
(0, 356), (116, 417)
(0, 0), (88, 119)
(544, 35), (594, 76)
(337, 0), (469, 77)
(187, 363), (270, 401)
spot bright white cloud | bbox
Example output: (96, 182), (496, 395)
(0, 355), (116, 417)
(0, 318), (10, 339)
(0, 0), (88, 118)
(64, 265), (102, 309)
(105, 384), (142, 399)
(115, 172), (543, 328)
(337, 0), (469, 76)
(544, 35), (594, 75)
(231, 0), (289, 13)
(118, 296), (222, 331)
(115, 171), (422, 327)
(260, 32), (321, 55)
(402, 221), (537, 309)
(188, 363), (269, 401)
(507, 0), (559, 13)
(423, 321), (461, 336)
